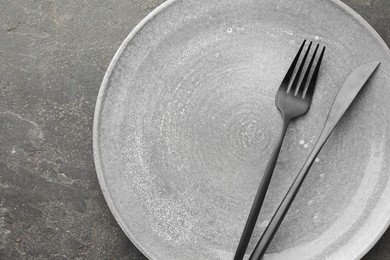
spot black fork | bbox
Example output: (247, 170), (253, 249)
(234, 40), (325, 260)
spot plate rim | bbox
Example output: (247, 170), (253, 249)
(92, 0), (390, 259)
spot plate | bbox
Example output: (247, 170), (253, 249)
(93, 0), (390, 259)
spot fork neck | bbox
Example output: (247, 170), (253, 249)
(272, 116), (291, 152)
(282, 115), (293, 130)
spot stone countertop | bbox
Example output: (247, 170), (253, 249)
(0, 0), (389, 259)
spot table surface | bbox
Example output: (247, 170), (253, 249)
(1, 0), (389, 259)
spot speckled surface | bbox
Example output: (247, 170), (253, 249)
(95, 0), (390, 259)
(1, 0), (390, 259)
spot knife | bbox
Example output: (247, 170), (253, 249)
(249, 61), (381, 260)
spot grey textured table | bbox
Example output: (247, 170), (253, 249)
(0, 0), (389, 259)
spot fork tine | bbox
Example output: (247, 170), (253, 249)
(291, 41), (312, 94)
(299, 44), (319, 98)
(280, 40), (306, 91)
(305, 46), (325, 98)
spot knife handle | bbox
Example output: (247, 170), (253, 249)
(248, 123), (333, 260)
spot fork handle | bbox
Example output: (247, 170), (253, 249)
(234, 120), (290, 260)
(248, 124), (333, 260)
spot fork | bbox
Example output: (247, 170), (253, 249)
(234, 40), (325, 260)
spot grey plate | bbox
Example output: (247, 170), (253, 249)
(93, 0), (390, 259)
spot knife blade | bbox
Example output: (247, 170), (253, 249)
(249, 61), (381, 260)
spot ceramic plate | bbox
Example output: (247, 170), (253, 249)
(93, 0), (390, 259)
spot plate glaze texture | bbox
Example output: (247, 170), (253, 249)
(93, 0), (390, 259)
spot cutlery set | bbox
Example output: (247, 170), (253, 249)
(234, 40), (380, 259)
